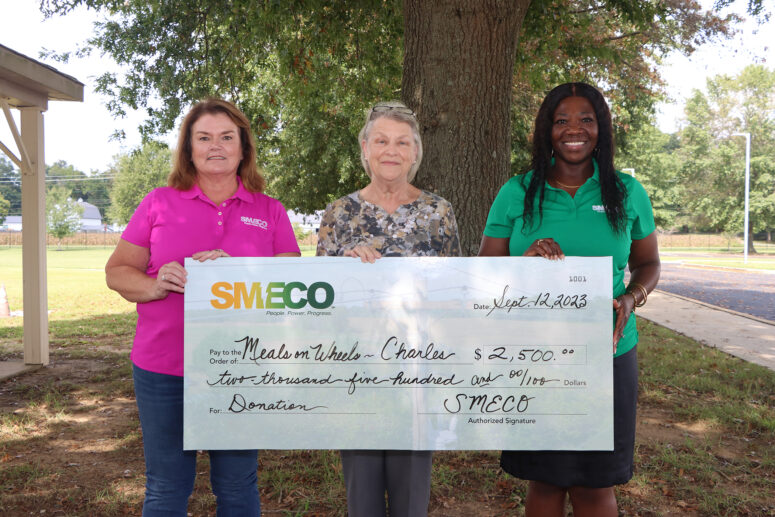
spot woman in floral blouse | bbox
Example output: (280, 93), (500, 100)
(316, 101), (461, 516)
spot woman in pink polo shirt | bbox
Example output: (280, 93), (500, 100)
(105, 99), (300, 516)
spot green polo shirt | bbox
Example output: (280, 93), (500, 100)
(484, 161), (655, 357)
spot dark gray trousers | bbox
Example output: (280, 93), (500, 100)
(340, 450), (432, 517)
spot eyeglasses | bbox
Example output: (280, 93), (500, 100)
(369, 104), (416, 118)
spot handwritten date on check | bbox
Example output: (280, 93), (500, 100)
(183, 256), (613, 451)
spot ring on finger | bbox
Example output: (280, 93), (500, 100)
(536, 239), (544, 245)
(162, 274), (166, 281)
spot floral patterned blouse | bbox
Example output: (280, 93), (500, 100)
(316, 190), (462, 257)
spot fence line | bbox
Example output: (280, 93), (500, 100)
(1, 231), (770, 251)
(0, 231), (122, 247)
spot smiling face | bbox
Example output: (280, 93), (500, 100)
(551, 96), (599, 166)
(190, 112), (243, 180)
(361, 117), (418, 184)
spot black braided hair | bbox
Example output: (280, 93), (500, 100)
(521, 82), (626, 234)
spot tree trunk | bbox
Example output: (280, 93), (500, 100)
(747, 219), (757, 254)
(402, 0), (530, 256)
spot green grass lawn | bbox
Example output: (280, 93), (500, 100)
(665, 257), (775, 270)
(0, 245), (317, 326)
(0, 247), (134, 326)
(1, 246), (773, 515)
(660, 249), (775, 271)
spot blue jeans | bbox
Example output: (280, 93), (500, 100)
(133, 365), (261, 516)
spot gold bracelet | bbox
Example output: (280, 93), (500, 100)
(636, 284), (649, 306)
(627, 282), (648, 307)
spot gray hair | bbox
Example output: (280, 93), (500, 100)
(358, 101), (423, 183)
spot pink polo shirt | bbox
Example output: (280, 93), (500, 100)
(122, 178), (300, 376)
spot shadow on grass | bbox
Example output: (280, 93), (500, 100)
(0, 310), (144, 515)
(0, 312), (136, 352)
(1, 316), (774, 515)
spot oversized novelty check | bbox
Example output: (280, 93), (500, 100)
(183, 256), (613, 451)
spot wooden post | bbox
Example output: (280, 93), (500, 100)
(20, 107), (49, 365)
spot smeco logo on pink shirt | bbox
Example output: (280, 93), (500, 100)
(241, 216), (268, 229)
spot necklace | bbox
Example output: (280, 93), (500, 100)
(553, 178), (584, 189)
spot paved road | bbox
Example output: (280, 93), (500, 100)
(656, 263), (775, 322)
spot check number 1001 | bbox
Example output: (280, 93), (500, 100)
(474, 346), (585, 364)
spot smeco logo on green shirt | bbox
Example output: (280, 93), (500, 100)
(210, 281), (334, 310)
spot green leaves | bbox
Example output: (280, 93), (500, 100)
(40, 0), (745, 223)
(675, 65), (775, 234)
(0, 156), (21, 217)
(616, 64), (775, 239)
(46, 185), (84, 242)
(107, 141), (171, 224)
(0, 191), (9, 225)
(617, 125), (683, 228)
(43, 0), (403, 212)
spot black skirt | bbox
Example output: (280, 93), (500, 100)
(500, 346), (638, 488)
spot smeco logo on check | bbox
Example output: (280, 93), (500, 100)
(209, 281), (334, 310)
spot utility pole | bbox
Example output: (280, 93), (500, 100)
(732, 132), (751, 263)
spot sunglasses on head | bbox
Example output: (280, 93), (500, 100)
(370, 104), (416, 118)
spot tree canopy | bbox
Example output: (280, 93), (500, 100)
(0, 191), (9, 225)
(616, 125), (682, 229)
(0, 157), (113, 224)
(46, 185), (84, 245)
(46, 160), (113, 220)
(676, 65), (775, 246)
(614, 64), (775, 247)
(41, 0), (757, 252)
(0, 156), (21, 218)
(107, 141), (171, 224)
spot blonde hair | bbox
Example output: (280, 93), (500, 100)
(168, 98), (265, 192)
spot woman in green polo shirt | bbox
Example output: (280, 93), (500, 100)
(479, 82), (660, 517)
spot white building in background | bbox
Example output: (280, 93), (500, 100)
(3, 216), (22, 231)
(287, 210), (323, 233)
(77, 199), (102, 231)
(1, 199), (103, 232)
